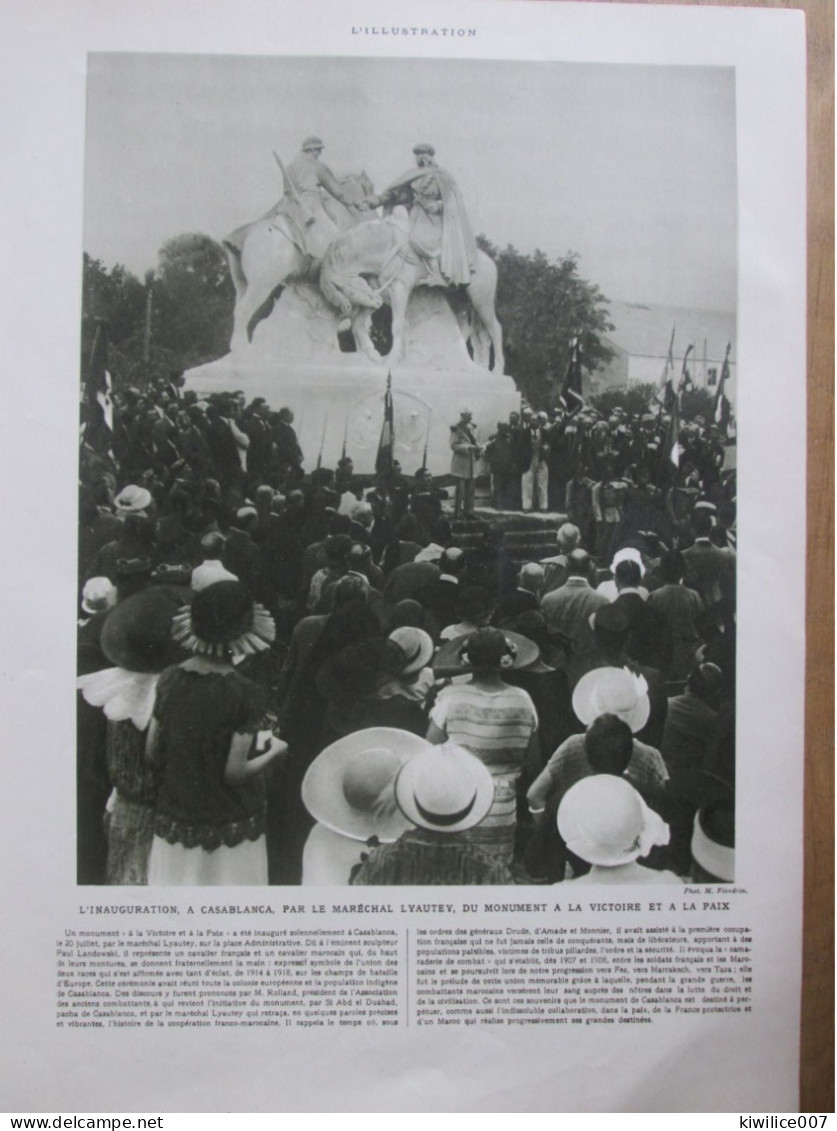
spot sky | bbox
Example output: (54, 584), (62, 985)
(83, 53), (737, 312)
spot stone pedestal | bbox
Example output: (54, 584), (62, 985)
(185, 283), (518, 475)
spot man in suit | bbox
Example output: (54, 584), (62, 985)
(449, 409), (481, 518)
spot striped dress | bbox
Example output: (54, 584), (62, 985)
(430, 682), (538, 866)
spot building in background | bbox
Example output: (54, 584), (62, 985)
(592, 300), (736, 409)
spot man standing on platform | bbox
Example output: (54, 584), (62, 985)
(450, 409), (481, 518)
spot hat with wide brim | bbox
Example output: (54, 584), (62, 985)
(557, 775), (670, 867)
(434, 629), (538, 676)
(572, 666), (650, 734)
(302, 727), (431, 842)
(394, 743), (495, 833)
(114, 485), (153, 514)
(170, 580), (275, 661)
(387, 627), (434, 674)
(100, 585), (193, 673)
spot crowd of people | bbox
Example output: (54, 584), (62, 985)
(77, 374), (736, 887)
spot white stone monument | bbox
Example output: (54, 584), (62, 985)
(185, 144), (519, 474)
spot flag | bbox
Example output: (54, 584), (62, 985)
(662, 391), (684, 469)
(559, 337), (584, 414)
(713, 342), (732, 433)
(375, 372), (395, 475)
(678, 342), (695, 395)
(82, 319), (113, 451)
(654, 324), (677, 412)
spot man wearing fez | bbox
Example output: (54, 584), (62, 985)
(450, 408), (482, 518)
(366, 143), (477, 287)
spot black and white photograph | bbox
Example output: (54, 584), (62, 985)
(2, 0), (818, 1114)
(76, 53), (739, 889)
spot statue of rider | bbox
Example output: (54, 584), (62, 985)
(227, 136), (366, 261)
(365, 143), (477, 288)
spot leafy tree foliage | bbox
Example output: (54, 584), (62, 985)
(681, 386), (716, 422)
(477, 237), (614, 409)
(80, 254), (147, 378)
(80, 235), (234, 388)
(81, 233), (614, 404)
(590, 382), (659, 419)
(152, 233), (235, 369)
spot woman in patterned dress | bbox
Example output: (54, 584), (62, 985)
(427, 628), (539, 868)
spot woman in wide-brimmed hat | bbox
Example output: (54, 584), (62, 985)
(351, 744), (512, 886)
(77, 583), (193, 885)
(300, 727), (430, 884)
(145, 580), (286, 886)
(557, 775), (679, 884)
(427, 627), (539, 869)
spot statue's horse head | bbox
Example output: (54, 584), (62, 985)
(337, 170), (374, 206)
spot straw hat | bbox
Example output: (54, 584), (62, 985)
(113, 485), (152, 515)
(100, 585), (193, 673)
(302, 727), (430, 842)
(81, 576), (117, 617)
(557, 775), (670, 866)
(691, 799), (735, 881)
(572, 666), (650, 733)
(394, 744), (495, 833)
(387, 627), (434, 674)
(170, 580), (275, 661)
(434, 628), (538, 676)
(610, 546), (646, 577)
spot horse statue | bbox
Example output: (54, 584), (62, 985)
(318, 212), (505, 373)
(222, 171), (374, 351)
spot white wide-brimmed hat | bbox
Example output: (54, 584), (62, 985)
(394, 743), (495, 833)
(302, 728), (430, 843)
(572, 666), (650, 734)
(691, 800), (735, 881)
(557, 775), (670, 867)
(610, 546), (646, 576)
(114, 485), (152, 515)
(81, 576), (117, 616)
(387, 627), (434, 674)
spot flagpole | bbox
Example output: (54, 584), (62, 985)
(341, 415), (349, 462)
(315, 414), (329, 470)
(421, 407), (432, 472)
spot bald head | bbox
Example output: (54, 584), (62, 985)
(567, 549), (592, 579)
(440, 547), (465, 575)
(556, 523), (581, 553)
(518, 562), (545, 595)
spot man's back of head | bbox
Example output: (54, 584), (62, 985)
(440, 547), (465, 576)
(691, 510), (714, 539)
(518, 562), (545, 595)
(614, 559), (643, 592)
(556, 523), (581, 554)
(567, 549), (591, 580)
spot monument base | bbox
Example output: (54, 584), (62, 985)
(184, 356), (519, 476)
(185, 283), (518, 474)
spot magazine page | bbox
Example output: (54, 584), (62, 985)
(0, 0), (808, 1114)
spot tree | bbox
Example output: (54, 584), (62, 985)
(589, 383), (659, 419)
(80, 254), (147, 381)
(152, 233), (235, 369)
(478, 237), (614, 408)
(681, 386), (716, 422)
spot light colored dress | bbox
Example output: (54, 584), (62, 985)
(430, 682), (537, 867)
